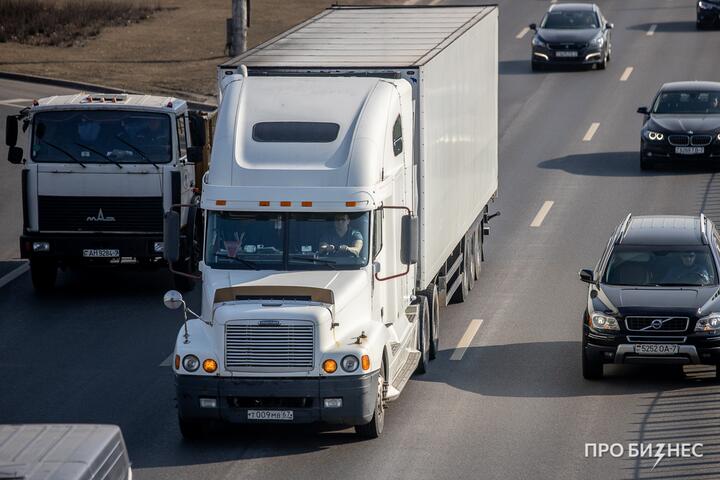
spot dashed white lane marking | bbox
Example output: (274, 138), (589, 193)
(550, 0), (557, 3)
(0, 98), (31, 107)
(620, 66), (634, 82)
(450, 319), (483, 361)
(516, 27), (530, 39)
(530, 201), (555, 227)
(583, 122), (600, 142)
(430, 0), (443, 4)
(647, 24), (657, 36)
(0, 262), (29, 289)
(159, 353), (174, 367)
(403, 0), (421, 4)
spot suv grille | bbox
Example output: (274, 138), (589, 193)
(38, 196), (163, 232)
(625, 316), (689, 332)
(225, 321), (314, 371)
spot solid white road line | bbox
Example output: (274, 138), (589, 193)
(0, 262), (29, 289)
(583, 122), (600, 142)
(403, 0), (421, 4)
(159, 353), (174, 367)
(450, 319), (483, 361)
(0, 98), (31, 107)
(530, 201), (554, 227)
(620, 67), (634, 82)
(647, 24), (657, 36)
(516, 27), (530, 39)
(430, 0), (443, 4)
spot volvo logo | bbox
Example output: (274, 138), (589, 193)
(86, 208), (115, 222)
(651, 319), (664, 329)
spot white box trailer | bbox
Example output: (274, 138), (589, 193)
(164, 5), (498, 439)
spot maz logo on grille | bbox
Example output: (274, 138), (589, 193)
(86, 208), (116, 222)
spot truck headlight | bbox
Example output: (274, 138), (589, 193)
(589, 313), (620, 331)
(341, 355), (359, 372)
(647, 131), (664, 141)
(33, 242), (50, 252)
(182, 354), (200, 372)
(695, 314), (720, 333)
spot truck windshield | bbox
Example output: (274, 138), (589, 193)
(205, 211), (370, 270)
(31, 110), (172, 164)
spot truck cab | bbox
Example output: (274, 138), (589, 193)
(5, 93), (207, 291)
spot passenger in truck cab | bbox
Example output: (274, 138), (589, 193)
(319, 213), (364, 257)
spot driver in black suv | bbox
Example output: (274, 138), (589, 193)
(579, 214), (720, 379)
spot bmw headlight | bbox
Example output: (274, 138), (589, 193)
(646, 130), (664, 141)
(695, 314), (720, 333)
(590, 35), (604, 47)
(699, 1), (714, 9)
(532, 36), (547, 48)
(589, 313), (620, 332)
(716, 132), (720, 142)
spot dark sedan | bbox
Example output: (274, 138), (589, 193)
(638, 81), (720, 170)
(698, 0), (720, 29)
(530, 3), (613, 71)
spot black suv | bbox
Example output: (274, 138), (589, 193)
(580, 214), (720, 379)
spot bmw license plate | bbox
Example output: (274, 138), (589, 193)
(676, 146), (704, 155)
(555, 51), (578, 57)
(247, 410), (294, 421)
(634, 344), (678, 355)
(82, 249), (119, 258)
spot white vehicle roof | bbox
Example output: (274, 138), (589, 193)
(221, 5), (494, 68)
(31, 92), (186, 115)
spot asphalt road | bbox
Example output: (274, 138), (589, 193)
(3, 0), (720, 479)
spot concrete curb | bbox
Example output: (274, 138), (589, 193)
(0, 71), (216, 111)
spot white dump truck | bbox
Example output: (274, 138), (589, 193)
(163, 5), (498, 438)
(5, 93), (210, 292)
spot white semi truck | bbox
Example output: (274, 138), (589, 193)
(163, 5), (498, 438)
(5, 93), (210, 292)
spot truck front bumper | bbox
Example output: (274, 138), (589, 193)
(20, 232), (165, 260)
(176, 373), (379, 426)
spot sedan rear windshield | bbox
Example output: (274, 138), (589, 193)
(652, 91), (720, 114)
(604, 245), (718, 287)
(541, 11), (599, 29)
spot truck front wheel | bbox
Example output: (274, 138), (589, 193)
(30, 259), (57, 292)
(355, 365), (385, 439)
(178, 414), (205, 440)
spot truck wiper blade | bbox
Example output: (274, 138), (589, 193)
(288, 255), (338, 269)
(74, 142), (123, 169)
(113, 135), (159, 169)
(654, 283), (704, 287)
(215, 253), (260, 270)
(39, 139), (86, 167)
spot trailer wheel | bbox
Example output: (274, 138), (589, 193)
(449, 237), (471, 304)
(466, 235), (475, 292)
(473, 226), (482, 281)
(355, 362), (385, 438)
(415, 296), (430, 374)
(30, 259), (57, 293)
(419, 284), (440, 360)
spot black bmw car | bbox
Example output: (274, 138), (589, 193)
(580, 214), (720, 380)
(638, 81), (720, 170)
(530, 3), (613, 71)
(698, 0), (720, 29)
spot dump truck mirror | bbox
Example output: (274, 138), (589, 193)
(6, 115), (18, 146)
(401, 214), (418, 265)
(186, 146), (203, 164)
(164, 210), (181, 263)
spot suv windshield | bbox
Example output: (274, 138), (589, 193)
(205, 211), (370, 270)
(604, 245), (718, 287)
(31, 110), (172, 164)
(652, 91), (720, 114)
(541, 10), (599, 29)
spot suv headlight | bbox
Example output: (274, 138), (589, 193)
(646, 130), (664, 141)
(589, 313), (620, 331)
(590, 35), (604, 47)
(695, 314), (720, 333)
(532, 36), (547, 48)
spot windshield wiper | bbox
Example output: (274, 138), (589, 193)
(214, 252), (260, 270)
(74, 142), (123, 169)
(113, 135), (158, 169)
(39, 139), (86, 167)
(288, 255), (338, 269)
(654, 283), (705, 287)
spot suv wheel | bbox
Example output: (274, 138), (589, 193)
(582, 348), (604, 380)
(30, 259), (57, 292)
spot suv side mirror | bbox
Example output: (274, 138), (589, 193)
(164, 210), (181, 263)
(637, 106), (649, 115)
(186, 145), (203, 164)
(401, 214), (418, 265)
(606, 22), (614, 29)
(6, 115), (18, 146)
(8, 146), (23, 164)
(529, 23), (537, 31)
(579, 269), (595, 284)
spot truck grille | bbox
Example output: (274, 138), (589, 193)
(38, 196), (163, 232)
(225, 321), (315, 371)
(625, 316), (689, 332)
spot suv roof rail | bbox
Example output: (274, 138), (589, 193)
(700, 212), (708, 244)
(614, 213), (632, 244)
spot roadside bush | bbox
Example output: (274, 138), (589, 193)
(0, 0), (160, 46)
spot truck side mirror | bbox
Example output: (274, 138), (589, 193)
(186, 146), (203, 164)
(164, 210), (181, 263)
(8, 146), (23, 164)
(6, 115), (18, 146)
(188, 112), (207, 147)
(401, 214), (418, 265)
(579, 269), (595, 284)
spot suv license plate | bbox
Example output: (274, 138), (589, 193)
(247, 410), (294, 421)
(676, 146), (704, 155)
(82, 249), (119, 258)
(634, 344), (679, 355)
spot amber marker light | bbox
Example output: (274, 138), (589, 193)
(215, 200), (227, 206)
(174, 355), (180, 370)
(203, 359), (218, 373)
(280, 201), (292, 207)
(361, 355), (371, 371)
(322, 359), (338, 373)
(301, 201), (313, 207)
(259, 201), (270, 207)
(345, 201), (357, 207)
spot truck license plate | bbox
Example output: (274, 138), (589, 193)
(82, 249), (120, 258)
(555, 51), (578, 57)
(247, 410), (294, 421)
(634, 344), (678, 355)
(676, 146), (704, 155)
